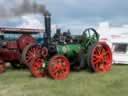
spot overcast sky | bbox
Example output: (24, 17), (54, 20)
(0, 0), (128, 34)
(43, 0), (128, 26)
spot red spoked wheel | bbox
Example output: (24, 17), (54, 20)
(0, 60), (6, 74)
(41, 47), (48, 58)
(26, 45), (41, 64)
(49, 55), (70, 80)
(21, 43), (41, 65)
(87, 42), (112, 73)
(29, 57), (46, 78)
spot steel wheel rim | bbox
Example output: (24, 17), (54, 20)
(31, 58), (45, 78)
(49, 55), (70, 80)
(91, 42), (112, 73)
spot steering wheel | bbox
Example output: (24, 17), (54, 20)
(82, 28), (99, 42)
(80, 28), (99, 48)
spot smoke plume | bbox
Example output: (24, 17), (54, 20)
(0, 0), (49, 19)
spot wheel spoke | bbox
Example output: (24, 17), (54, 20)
(53, 68), (60, 74)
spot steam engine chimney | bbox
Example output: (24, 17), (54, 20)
(44, 12), (51, 46)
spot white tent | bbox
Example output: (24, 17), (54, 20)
(96, 22), (128, 64)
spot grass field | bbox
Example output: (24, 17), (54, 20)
(0, 65), (128, 96)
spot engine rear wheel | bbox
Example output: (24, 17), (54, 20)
(87, 42), (112, 73)
(48, 55), (70, 80)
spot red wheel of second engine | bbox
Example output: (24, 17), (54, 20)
(30, 58), (45, 78)
(91, 42), (112, 73)
(0, 60), (6, 74)
(49, 55), (70, 80)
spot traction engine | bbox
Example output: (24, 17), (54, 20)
(0, 28), (43, 71)
(0, 13), (112, 80)
(20, 14), (112, 80)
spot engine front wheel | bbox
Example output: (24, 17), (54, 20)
(29, 57), (46, 78)
(48, 55), (70, 80)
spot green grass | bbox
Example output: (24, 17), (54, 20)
(0, 65), (128, 96)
